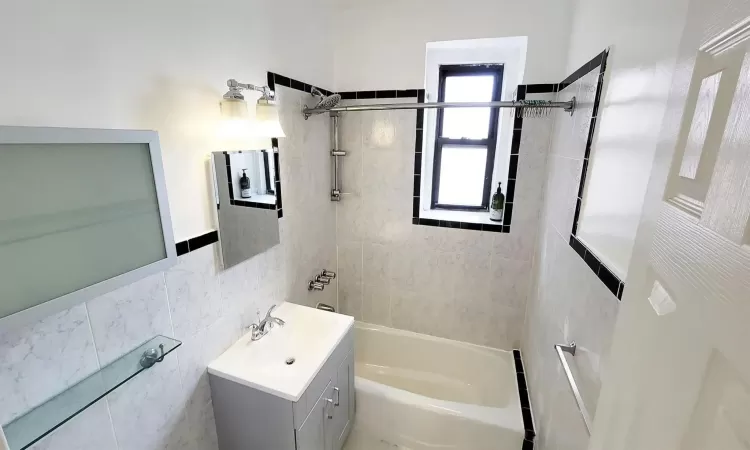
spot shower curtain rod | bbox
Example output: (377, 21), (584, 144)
(303, 97), (576, 119)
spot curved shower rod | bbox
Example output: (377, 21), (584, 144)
(303, 97), (576, 119)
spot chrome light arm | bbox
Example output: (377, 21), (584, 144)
(224, 79), (275, 101)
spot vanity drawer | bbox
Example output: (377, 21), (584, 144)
(294, 329), (354, 428)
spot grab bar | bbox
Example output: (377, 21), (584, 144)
(555, 342), (593, 435)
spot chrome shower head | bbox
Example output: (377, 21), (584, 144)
(311, 87), (342, 111)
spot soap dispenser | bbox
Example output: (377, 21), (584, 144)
(490, 182), (504, 222)
(240, 169), (251, 199)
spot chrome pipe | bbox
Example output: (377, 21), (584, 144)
(555, 342), (593, 435)
(304, 99), (576, 116)
(331, 114), (341, 201)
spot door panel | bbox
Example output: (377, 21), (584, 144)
(329, 351), (354, 450)
(590, 4), (750, 450)
(297, 381), (331, 450)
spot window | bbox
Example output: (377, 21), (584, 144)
(431, 64), (503, 210)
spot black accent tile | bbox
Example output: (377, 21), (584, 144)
(418, 218), (439, 227)
(460, 222), (483, 231)
(266, 72), (275, 92)
(356, 91), (376, 99)
(559, 50), (607, 88)
(519, 388), (531, 409)
(482, 224), (504, 233)
(525, 430), (537, 441)
(376, 90), (398, 99)
(504, 202), (514, 224)
(585, 117), (598, 156)
(417, 89), (426, 103)
(511, 130), (522, 155)
(416, 110), (424, 130)
(592, 74), (606, 118)
(290, 78), (305, 92)
(516, 85), (527, 98)
(522, 438), (534, 450)
(277, 209), (283, 219)
(412, 218), (420, 225)
(271, 137), (279, 149)
(598, 264), (622, 297)
(440, 220), (462, 229)
(525, 83), (558, 94)
(513, 349), (521, 360)
(229, 199), (236, 206)
(618, 283), (625, 300)
(413, 175), (421, 196)
(188, 231), (219, 252)
(397, 89), (419, 98)
(275, 181), (283, 210)
(514, 356), (524, 372)
(570, 235), (587, 259)
(224, 151), (231, 165)
(572, 198), (582, 234)
(176, 240), (189, 256)
(513, 115), (524, 130)
(414, 152), (422, 174)
(516, 373), (528, 391)
(508, 155), (519, 179)
(584, 250), (601, 274)
(339, 91), (357, 100)
(413, 197), (420, 218)
(521, 407), (534, 430)
(274, 74), (291, 88)
(506, 179), (516, 202)
(502, 225), (511, 233)
(414, 130), (423, 152)
(577, 159), (589, 199)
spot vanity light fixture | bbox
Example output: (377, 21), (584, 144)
(219, 78), (285, 149)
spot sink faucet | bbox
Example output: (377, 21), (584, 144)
(249, 305), (286, 341)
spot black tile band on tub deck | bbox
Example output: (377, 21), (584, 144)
(175, 230), (219, 256)
(513, 349), (536, 448)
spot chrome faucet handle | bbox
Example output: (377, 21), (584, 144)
(315, 275), (331, 285)
(308, 281), (325, 291)
(321, 270), (336, 279)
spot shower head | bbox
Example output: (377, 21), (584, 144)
(310, 88), (342, 111)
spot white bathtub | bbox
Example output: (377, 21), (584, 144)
(345, 322), (525, 450)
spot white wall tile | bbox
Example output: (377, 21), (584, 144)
(0, 304), (98, 425)
(87, 273), (172, 366)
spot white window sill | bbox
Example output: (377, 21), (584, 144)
(419, 208), (504, 226)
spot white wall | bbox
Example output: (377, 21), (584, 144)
(0, 1), (337, 448)
(571, 0), (691, 278)
(0, 0), (334, 242)
(331, 0), (573, 90)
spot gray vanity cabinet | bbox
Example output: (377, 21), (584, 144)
(209, 329), (354, 450)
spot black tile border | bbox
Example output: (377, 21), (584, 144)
(514, 349), (536, 448)
(561, 49), (624, 300)
(222, 147), (282, 214)
(175, 230), (219, 256)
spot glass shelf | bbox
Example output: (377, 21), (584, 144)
(2, 335), (182, 450)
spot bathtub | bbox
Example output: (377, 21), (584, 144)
(345, 322), (525, 450)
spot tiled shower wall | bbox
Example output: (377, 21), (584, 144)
(522, 67), (620, 450)
(0, 86), (336, 450)
(335, 96), (552, 350)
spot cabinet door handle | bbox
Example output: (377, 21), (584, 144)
(325, 398), (334, 419)
(333, 387), (340, 406)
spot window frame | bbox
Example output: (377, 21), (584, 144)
(430, 64), (504, 211)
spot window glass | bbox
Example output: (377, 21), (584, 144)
(437, 145), (487, 206)
(441, 75), (495, 139)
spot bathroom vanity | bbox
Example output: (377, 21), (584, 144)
(208, 303), (355, 450)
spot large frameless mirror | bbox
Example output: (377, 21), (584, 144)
(212, 150), (281, 269)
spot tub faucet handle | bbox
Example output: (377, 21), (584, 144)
(308, 281), (325, 291)
(315, 275), (331, 285)
(321, 270), (336, 279)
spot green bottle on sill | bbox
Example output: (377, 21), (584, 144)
(490, 182), (504, 222)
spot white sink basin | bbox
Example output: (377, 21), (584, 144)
(208, 302), (354, 401)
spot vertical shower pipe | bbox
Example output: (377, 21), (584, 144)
(330, 113), (345, 201)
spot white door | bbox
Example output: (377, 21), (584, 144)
(590, 2), (750, 450)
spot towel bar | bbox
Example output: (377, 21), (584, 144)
(555, 342), (593, 435)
